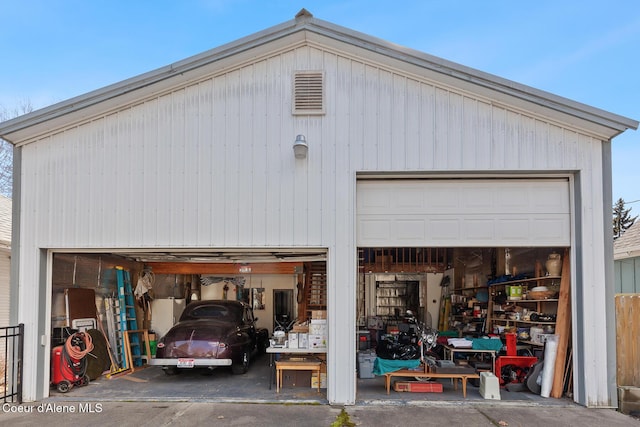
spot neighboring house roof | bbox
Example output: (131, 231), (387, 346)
(0, 9), (637, 146)
(614, 220), (640, 260)
(0, 195), (11, 250)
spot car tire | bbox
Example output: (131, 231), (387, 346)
(162, 366), (180, 376)
(232, 350), (250, 375)
(258, 340), (268, 355)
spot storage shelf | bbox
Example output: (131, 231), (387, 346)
(489, 276), (561, 287)
(518, 340), (545, 346)
(487, 274), (561, 335)
(453, 285), (490, 291)
(492, 319), (556, 325)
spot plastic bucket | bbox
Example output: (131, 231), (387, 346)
(508, 285), (522, 300)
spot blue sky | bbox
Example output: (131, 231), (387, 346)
(1, 1), (639, 208)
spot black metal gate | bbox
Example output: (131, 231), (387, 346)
(1, 324), (24, 403)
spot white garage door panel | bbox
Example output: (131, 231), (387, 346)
(396, 220), (426, 240)
(463, 219), (496, 241)
(357, 179), (570, 246)
(429, 218), (461, 241)
(530, 218), (570, 241)
(360, 220), (392, 240)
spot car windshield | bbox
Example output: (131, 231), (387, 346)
(188, 304), (241, 321)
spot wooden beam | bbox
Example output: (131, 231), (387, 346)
(147, 262), (302, 275)
(551, 248), (571, 398)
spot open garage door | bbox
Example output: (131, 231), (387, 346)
(356, 178), (571, 247)
(48, 249), (328, 402)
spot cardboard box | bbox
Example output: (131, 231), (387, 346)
(309, 323), (328, 335)
(308, 334), (327, 349)
(367, 316), (384, 330)
(291, 325), (309, 333)
(393, 381), (443, 393)
(298, 333), (308, 349)
(311, 372), (327, 389)
(288, 332), (298, 349)
(311, 310), (326, 319)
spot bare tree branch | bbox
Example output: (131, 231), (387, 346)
(0, 100), (34, 197)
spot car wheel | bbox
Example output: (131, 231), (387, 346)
(232, 350), (250, 375)
(163, 366), (180, 376)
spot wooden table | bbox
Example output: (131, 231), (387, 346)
(266, 347), (327, 390)
(275, 360), (322, 392)
(442, 344), (497, 373)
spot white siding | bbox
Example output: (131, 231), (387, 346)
(0, 250), (10, 326)
(16, 42), (610, 405)
(20, 45), (590, 251)
(0, 195), (11, 327)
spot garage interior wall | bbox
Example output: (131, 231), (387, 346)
(51, 254), (303, 335)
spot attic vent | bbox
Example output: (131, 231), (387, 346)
(293, 71), (324, 115)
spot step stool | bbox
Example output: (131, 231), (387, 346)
(479, 371), (501, 400)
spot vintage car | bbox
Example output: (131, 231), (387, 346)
(151, 300), (269, 375)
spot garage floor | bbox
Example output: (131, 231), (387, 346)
(47, 352), (568, 405)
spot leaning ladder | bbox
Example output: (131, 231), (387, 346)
(116, 267), (143, 367)
(105, 297), (124, 369)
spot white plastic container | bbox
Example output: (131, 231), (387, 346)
(540, 334), (559, 397)
(480, 372), (501, 400)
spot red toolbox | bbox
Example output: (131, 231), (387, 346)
(495, 356), (538, 385)
(393, 381), (443, 393)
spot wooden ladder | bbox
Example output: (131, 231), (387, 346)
(116, 267), (143, 368)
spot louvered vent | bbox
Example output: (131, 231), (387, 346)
(293, 71), (324, 115)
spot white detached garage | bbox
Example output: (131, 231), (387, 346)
(0, 10), (637, 406)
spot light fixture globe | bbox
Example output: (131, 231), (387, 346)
(293, 134), (308, 159)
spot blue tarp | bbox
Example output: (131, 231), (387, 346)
(372, 357), (421, 375)
(471, 338), (503, 351)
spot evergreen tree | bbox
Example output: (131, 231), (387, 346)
(613, 198), (637, 239)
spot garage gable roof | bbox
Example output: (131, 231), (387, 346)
(0, 8), (637, 144)
(614, 221), (640, 260)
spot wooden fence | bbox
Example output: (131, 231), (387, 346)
(616, 294), (640, 386)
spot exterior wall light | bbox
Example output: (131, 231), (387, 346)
(293, 134), (308, 159)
